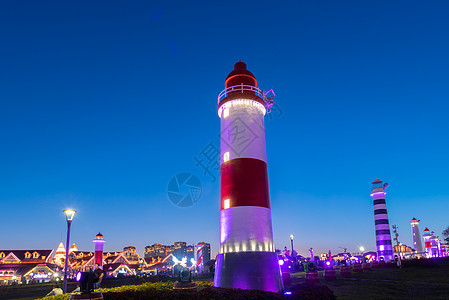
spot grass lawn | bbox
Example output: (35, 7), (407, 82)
(290, 260), (449, 299)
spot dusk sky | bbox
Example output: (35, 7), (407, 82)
(1, 0), (448, 258)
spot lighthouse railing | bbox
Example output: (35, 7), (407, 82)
(217, 84), (264, 103)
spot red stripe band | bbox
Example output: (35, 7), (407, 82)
(221, 158), (270, 210)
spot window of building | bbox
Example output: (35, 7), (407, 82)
(224, 199), (230, 209)
(223, 152), (230, 163)
(223, 107), (229, 118)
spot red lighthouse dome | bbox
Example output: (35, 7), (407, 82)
(225, 61), (257, 88)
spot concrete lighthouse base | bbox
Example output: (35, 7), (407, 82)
(214, 252), (284, 293)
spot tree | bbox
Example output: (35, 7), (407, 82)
(442, 226), (449, 243)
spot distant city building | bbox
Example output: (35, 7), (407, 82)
(174, 242), (186, 259)
(122, 246), (139, 263)
(393, 244), (414, 257)
(123, 246), (136, 252)
(166, 245), (174, 256)
(145, 244), (167, 258)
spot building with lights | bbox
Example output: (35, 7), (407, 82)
(370, 179), (394, 261)
(145, 244), (167, 258)
(213, 61), (283, 293)
(393, 244), (414, 258)
(410, 218), (424, 258)
(0, 250), (57, 285)
(52, 242), (66, 266)
(174, 242), (187, 259)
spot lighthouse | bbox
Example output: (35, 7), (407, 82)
(213, 61), (283, 293)
(370, 179), (394, 261)
(93, 232), (105, 267)
(423, 227), (432, 258)
(410, 218), (424, 258)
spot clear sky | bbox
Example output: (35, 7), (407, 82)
(1, 0), (448, 258)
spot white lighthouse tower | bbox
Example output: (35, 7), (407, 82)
(410, 218), (424, 258)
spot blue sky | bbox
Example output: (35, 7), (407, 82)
(1, 0), (448, 257)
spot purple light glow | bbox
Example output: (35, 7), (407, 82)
(76, 272), (81, 282)
(326, 261), (331, 266)
(284, 291), (292, 295)
(278, 259), (284, 266)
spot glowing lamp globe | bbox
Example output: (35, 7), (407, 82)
(63, 209), (76, 222)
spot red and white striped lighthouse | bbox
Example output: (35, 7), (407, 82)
(93, 232), (105, 267)
(213, 61), (283, 293)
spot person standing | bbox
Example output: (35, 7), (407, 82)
(93, 263), (104, 289)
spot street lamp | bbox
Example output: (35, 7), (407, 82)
(63, 209), (76, 293)
(289, 234), (294, 256)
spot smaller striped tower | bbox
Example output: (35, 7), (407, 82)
(371, 179), (393, 261)
(195, 244), (204, 273)
(93, 232), (105, 267)
(410, 218), (424, 258)
(423, 227), (432, 258)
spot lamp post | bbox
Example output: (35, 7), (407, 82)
(289, 234), (294, 256)
(62, 209), (76, 293)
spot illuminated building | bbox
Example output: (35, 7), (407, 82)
(174, 242), (187, 259)
(370, 179), (394, 261)
(93, 232), (105, 267)
(0, 250), (56, 285)
(393, 244), (414, 257)
(69, 243), (78, 253)
(145, 244), (167, 258)
(214, 61), (283, 293)
(423, 227), (432, 258)
(52, 242), (66, 267)
(410, 218), (424, 258)
(122, 246), (140, 263)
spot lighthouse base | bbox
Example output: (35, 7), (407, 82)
(214, 251), (283, 294)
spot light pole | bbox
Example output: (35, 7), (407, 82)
(289, 234), (294, 256)
(63, 209), (76, 293)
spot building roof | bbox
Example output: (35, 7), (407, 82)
(424, 227), (430, 232)
(411, 217), (420, 222)
(371, 178), (383, 184)
(0, 250), (53, 263)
